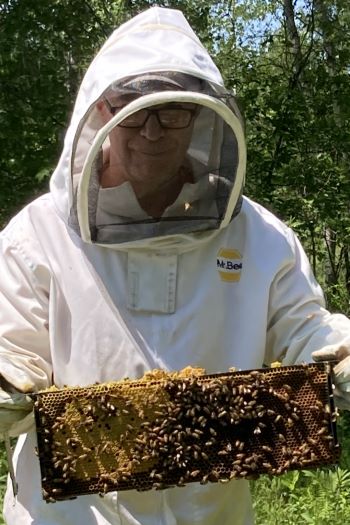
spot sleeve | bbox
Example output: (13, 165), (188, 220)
(264, 228), (350, 366)
(0, 229), (53, 393)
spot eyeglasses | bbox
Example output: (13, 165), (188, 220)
(104, 99), (197, 129)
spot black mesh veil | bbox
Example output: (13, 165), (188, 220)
(69, 73), (246, 245)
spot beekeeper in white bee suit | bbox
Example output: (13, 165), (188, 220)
(1, 5), (350, 525)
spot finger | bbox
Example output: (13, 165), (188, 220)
(312, 348), (337, 362)
(333, 355), (350, 390)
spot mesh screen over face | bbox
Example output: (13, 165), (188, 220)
(69, 73), (244, 245)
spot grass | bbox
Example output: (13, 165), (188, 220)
(0, 443), (8, 525)
(251, 467), (350, 524)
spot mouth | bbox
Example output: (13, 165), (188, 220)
(130, 143), (174, 157)
(137, 149), (171, 156)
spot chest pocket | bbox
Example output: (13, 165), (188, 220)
(127, 252), (178, 314)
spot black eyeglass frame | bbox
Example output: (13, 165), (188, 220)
(103, 98), (198, 129)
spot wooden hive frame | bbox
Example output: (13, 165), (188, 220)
(33, 362), (339, 502)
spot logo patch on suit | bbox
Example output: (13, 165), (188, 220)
(217, 248), (242, 282)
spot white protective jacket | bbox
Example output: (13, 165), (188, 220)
(2, 6), (350, 525)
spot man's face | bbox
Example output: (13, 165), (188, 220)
(101, 93), (197, 195)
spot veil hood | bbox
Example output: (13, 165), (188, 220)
(49, 7), (246, 251)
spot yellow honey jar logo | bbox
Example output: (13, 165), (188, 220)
(217, 248), (242, 282)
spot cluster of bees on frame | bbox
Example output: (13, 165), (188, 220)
(34, 364), (338, 502)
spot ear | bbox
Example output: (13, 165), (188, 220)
(96, 100), (112, 124)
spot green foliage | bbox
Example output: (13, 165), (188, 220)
(217, 0), (350, 306)
(251, 466), (350, 524)
(337, 411), (350, 468)
(0, 0), (131, 226)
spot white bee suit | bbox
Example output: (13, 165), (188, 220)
(2, 6), (350, 525)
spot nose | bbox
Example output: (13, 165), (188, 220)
(140, 113), (165, 141)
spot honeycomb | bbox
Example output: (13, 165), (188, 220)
(33, 362), (339, 502)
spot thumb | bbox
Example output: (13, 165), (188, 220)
(333, 355), (350, 389)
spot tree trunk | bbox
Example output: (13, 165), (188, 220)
(283, 0), (303, 75)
